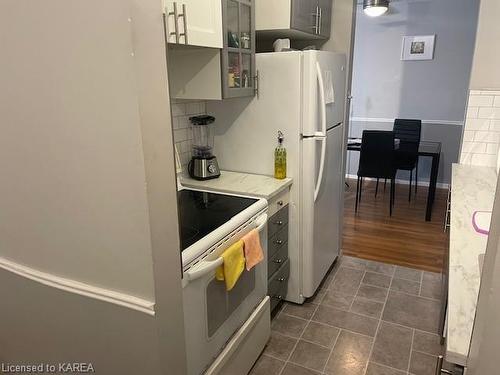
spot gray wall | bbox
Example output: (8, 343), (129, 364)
(348, 0), (479, 184)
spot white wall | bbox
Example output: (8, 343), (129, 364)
(0, 0), (155, 301)
(321, 0), (356, 60)
(461, 90), (500, 168)
(321, 0), (357, 128)
(469, 0), (500, 90)
(171, 100), (207, 167)
(0, 0), (187, 373)
(0, 271), (163, 373)
(459, 0), (500, 168)
(351, 0), (478, 122)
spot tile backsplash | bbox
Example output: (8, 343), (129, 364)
(461, 90), (500, 168)
(171, 100), (207, 168)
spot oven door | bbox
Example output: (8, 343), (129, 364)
(182, 211), (268, 375)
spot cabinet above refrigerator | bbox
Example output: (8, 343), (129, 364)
(255, 0), (332, 40)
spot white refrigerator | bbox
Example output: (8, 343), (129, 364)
(208, 50), (346, 303)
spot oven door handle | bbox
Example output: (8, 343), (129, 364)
(185, 212), (268, 282)
(254, 212), (268, 232)
(186, 257), (224, 282)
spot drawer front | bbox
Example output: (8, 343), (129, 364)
(268, 243), (288, 278)
(268, 259), (290, 311)
(268, 189), (290, 217)
(268, 225), (288, 260)
(268, 205), (289, 237)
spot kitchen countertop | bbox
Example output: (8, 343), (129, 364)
(447, 163), (497, 366)
(180, 170), (293, 200)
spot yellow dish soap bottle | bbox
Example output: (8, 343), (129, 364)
(274, 131), (287, 179)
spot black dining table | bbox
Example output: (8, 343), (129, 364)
(347, 139), (442, 221)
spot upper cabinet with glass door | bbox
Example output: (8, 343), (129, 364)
(166, 0), (256, 100)
(222, 0), (256, 98)
(164, 0), (223, 48)
(256, 0), (331, 40)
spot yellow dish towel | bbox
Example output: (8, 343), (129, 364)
(215, 240), (245, 291)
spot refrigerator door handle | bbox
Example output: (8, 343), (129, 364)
(314, 136), (327, 202)
(313, 61), (328, 202)
(316, 62), (327, 137)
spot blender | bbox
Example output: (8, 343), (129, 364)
(188, 115), (220, 180)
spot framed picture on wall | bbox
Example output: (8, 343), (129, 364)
(401, 35), (435, 61)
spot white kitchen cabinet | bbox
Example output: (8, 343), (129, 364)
(164, 0), (223, 48)
(255, 0), (331, 40)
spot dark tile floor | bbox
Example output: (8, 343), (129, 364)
(250, 256), (445, 375)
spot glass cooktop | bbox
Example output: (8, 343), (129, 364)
(177, 189), (258, 251)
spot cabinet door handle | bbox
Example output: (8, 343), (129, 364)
(278, 277), (287, 282)
(272, 295), (283, 300)
(178, 3), (188, 45)
(162, 7), (170, 45)
(169, 2), (180, 43)
(277, 200), (284, 206)
(318, 7), (322, 35)
(275, 239), (283, 245)
(275, 220), (284, 226)
(312, 6), (319, 34)
(254, 71), (260, 97)
(273, 259), (283, 264)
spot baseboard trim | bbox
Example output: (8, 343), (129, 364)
(0, 256), (155, 316)
(345, 174), (449, 190)
(350, 117), (463, 127)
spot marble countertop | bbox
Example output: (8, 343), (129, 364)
(447, 163), (497, 366)
(179, 170), (293, 200)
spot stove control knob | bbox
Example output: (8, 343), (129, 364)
(208, 164), (217, 174)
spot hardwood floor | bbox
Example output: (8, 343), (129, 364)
(342, 178), (448, 273)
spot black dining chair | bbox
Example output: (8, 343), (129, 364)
(356, 130), (397, 216)
(393, 119), (422, 201)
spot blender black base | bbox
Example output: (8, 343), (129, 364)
(188, 156), (221, 180)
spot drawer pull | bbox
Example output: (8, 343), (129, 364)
(278, 277), (287, 282)
(273, 259), (283, 264)
(275, 239), (284, 245)
(275, 220), (284, 226)
(277, 200), (284, 206)
(435, 356), (453, 375)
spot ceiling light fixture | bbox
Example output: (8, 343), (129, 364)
(363, 0), (389, 17)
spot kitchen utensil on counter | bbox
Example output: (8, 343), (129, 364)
(228, 31), (239, 48)
(273, 38), (291, 52)
(188, 115), (220, 180)
(472, 211), (492, 236)
(274, 130), (287, 179)
(241, 32), (251, 49)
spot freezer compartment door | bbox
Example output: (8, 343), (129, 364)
(302, 51), (347, 137)
(301, 124), (343, 297)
